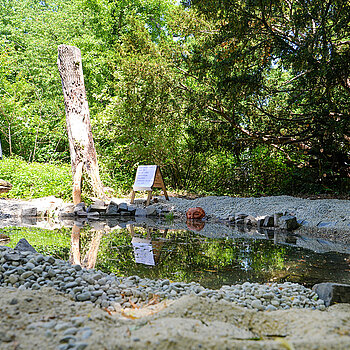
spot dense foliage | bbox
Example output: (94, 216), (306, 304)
(0, 157), (72, 199)
(0, 0), (349, 198)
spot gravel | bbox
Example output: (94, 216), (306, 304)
(153, 195), (350, 230)
(0, 245), (325, 321)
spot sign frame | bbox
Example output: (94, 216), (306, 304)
(130, 165), (169, 205)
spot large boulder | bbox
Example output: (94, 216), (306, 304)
(313, 283), (350, 306)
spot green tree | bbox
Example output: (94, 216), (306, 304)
(177, 0), (350, 191)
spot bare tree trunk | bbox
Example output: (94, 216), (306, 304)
(57, 45), (105, 204)
(81, 231), (104, 269)
(69, 224), (81, 265)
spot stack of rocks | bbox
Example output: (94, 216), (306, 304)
(59, 199), (172, 221)
(227, 212), (299, 231)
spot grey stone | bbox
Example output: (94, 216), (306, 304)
(146, 205), (157, 216)
(235, 213), (248, 221)
(4, 253), (21, 261)
(312, 283), (350, 306)
(21, 207), (37, 217)
(251, 299), (265, 310)
(278, 215), (299, 230)
(257, 217), (266, 228)
(71, 317), (86, 327)
(21, 271), (34, 278)
(9, 275), (19, 284)
(76, 292), (92, 301)
(63, 327), (79, 335)
(317, 221), (337, 228)
(118, 202), (128, 211)
(127, 205), (137, 214)
(265, 305), (277, 311)
(74, 203), (86, 212)
(59, 335), (76, 343)
(274, 212), (283, 226)
(55, 322), (73, 331)
(74, 343), (89, 350)
(106, 202), (119, 215)
(263, 216), (274, 227)
(244, 215), (257, 226)
(135, 208), (147, 217)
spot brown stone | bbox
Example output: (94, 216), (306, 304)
(186, 207), (206, 220)
(186, 220), (205, 231)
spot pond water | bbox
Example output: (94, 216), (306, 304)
(1, 222), (349, 289)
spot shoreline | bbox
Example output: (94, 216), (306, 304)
(0, 245), (349, 349)
(0, 194), (350, 349)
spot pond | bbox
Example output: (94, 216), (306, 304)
(1, 221), (349, 289)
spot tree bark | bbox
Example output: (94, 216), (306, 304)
(57, 45), (105, 204)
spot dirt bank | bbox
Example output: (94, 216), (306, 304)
(0, 287), (349, 349)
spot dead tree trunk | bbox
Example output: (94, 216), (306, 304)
(57, 45), (105, 204)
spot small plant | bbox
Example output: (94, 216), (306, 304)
(164, 211), (174, 223)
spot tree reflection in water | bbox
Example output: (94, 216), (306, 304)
(94, 225), (291, 289)
(3, 224), (350, 289)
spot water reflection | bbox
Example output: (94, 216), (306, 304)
(1, 220), (350, 289)
(69, 224), (104, 269)
(128, 225), (168, 266)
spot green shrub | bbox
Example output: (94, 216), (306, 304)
(0, 157), (72, 200)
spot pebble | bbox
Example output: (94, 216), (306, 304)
(0, 245), (329, 347)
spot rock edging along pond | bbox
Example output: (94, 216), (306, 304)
(1, 195), (349, 233)
(0, 239), (334, 312)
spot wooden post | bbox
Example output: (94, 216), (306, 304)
(146, 190), (153, 206)
(57, 45), (106, 204)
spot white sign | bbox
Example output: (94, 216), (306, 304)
(132, 242), (155, 266)
(133, 165), (157, 191)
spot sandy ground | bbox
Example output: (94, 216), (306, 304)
(0, 287), (349, 349)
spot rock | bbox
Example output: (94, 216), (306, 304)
(263, 216), (274, 227)
(76, 292), (92, 301)
(75, 210), (87, 217)
(312, 283), (350, 306)
(127, 205), (137, 215)
(89, 202), (107, 213)
(15, 238), (37, 253)
(146, 205), (157, 216)
(135, 208), (147, 217)
(244, 215), (257, 226)
(317, 222), (337, 228)
(4, 253), (21, 261)
(59, 205), (75, 218)
(118, 203), (128, 211)
(21, 207), (37, 217)
(257, 217), (266, 228)
(235, 213), (248, 221)
(105, 202), (119, 216)
(74, 203), (86, 213)
(278, 215), (299, 230)
(91, 198), (106, 207)
(251, 299), (265, 310)
(274, 212), (283, 226)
